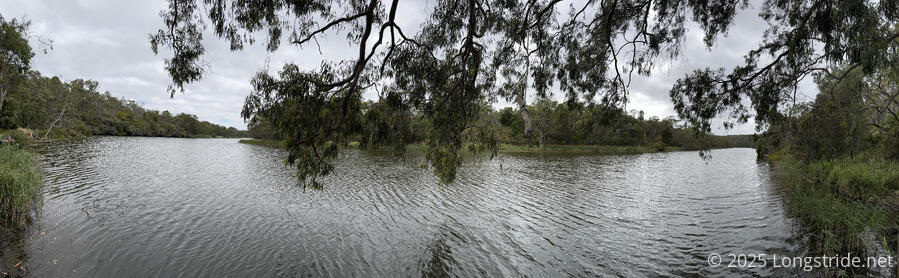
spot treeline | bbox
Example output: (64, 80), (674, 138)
(0, 74), (245, 138)
(0, 16), (244, 139)
(489, 100), (754, 149)
(249, 98), (755, 150)
(0, 75), (246, 139)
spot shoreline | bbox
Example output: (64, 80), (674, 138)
(768, 153), (898, 276)
(0, 145), (44, 276)
(237, 138), (747, 155)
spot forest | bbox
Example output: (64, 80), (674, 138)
(0, 73), (245, 139)
(0, 16), (244, 139)
(247, 98), (755, 151)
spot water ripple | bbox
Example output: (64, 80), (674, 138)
(25, 137), (804, 277)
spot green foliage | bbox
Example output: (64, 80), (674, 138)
(240, 64), (365, 188)
(0, 19), (245, 139)
(808, 155), (899, 201)
(0, 97), (19, 129)
(249, 98), (755, 152)
(652, 138), (666, 152)
(5, 129), (29, 149)
(758, 60), (899, 275)
(0, 144), (43, 225)
(246, 117), (280, 140)
(793, 69), (871, 160)
(360, 95), (414, 153)
(245, 95), (755, 185)
(774, 154), (895, 261)
(758, 59), (899, 162)
(0, 14), (36, 116)
(882, 123), (899, 159)
(0, 73), (245, 139)
(489, 101), (753, 149)
(671, 0), (898, 134)
(426, 144), (463, 183)
(0, 15), (34, 74)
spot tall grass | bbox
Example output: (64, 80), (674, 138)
(0, 144), (43, 225)
(808, 155), (899, 200)
(773, 153), (896, 258)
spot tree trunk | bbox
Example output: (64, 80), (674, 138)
(537, 130), (545, 148)
(518, 35), (534, 141)
(516, 93), (532, 138)
(0, 87), (7, 112)
(0, 70), (6, 111)
(44, 102), (68, 139)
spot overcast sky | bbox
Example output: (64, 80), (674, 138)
(1, 0), (817, 134)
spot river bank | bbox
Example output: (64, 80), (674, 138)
(769, 151), (898, 276)
(1, 128), (245, 144)
(238, 139), (686, 154)
(0, 143), (44, 276)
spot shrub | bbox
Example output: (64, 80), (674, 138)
(652, 140), (666, 152)
(3, 128), (31, 149)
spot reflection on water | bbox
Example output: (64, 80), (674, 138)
(27, 136), (803, 277)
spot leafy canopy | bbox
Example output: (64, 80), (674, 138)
(149, 0), (898, 186)
(0, 14), (35, 112)
(0, 15), (33, 76)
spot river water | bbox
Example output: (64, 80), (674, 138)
(26, 137), (803, 277)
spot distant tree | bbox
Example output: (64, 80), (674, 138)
(42, 80), (74, 138)
(361, 95), (413, 152)
(795, 70), (869, 159)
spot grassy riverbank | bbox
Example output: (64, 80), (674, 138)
(771, 152), (898, 274)
(0, 145), (43, 224)
(0, 141), (44, 275)
(238, 139), (687, 154)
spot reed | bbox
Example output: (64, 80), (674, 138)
(0, 144), (43, 226)
(773, 153), (897, 263)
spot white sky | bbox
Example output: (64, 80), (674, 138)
(1, 0), (818, 134)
